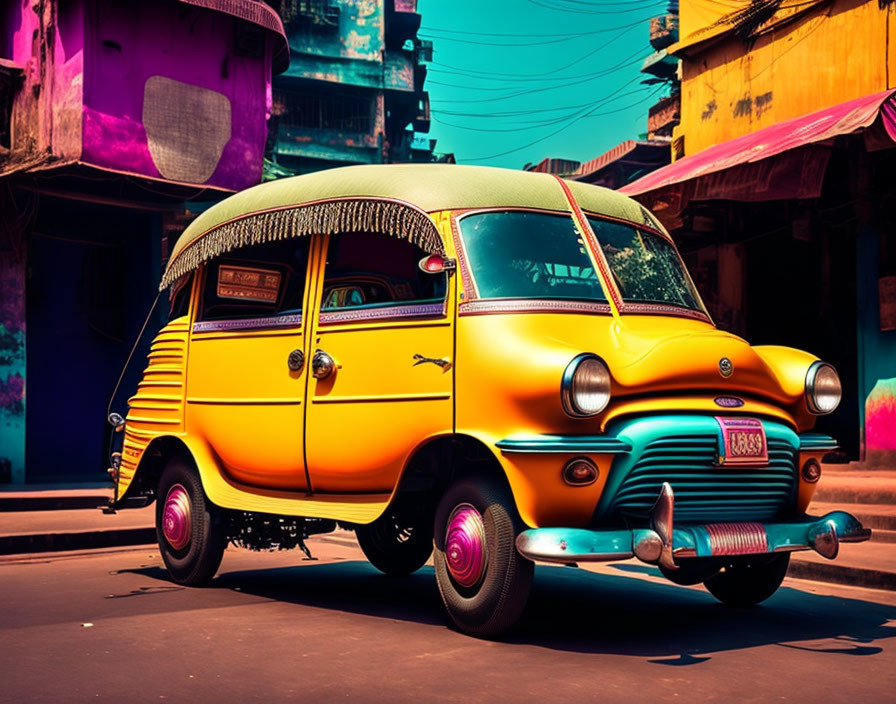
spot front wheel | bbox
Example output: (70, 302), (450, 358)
(156, 460), (227, 586)
(703, 553), (790, 607)
(433, 476), (533, 638)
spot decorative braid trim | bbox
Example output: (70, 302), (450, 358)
(160, 199), (443, 291)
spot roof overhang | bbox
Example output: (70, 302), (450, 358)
(668, 0), (831, 59)
(177, 0), (289, 73)
(574, 140), (671, 182)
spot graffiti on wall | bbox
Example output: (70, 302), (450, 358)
(0, 254), (25, 483)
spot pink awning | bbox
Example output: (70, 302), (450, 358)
(620, 89), (896, 222)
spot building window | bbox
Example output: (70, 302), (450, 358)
(275, 88), (374, 135)
(0, 61), (24, 150)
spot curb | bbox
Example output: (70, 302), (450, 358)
(0, 528), (156, 555)
(0, 496), (111, 512)
(788, 559), (896, 592)
(813, 487), (896, 506)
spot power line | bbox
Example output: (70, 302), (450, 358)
(430, 47), (647, 104)
(526, 0), (663, 16)
(432, 85), (655, 132)
(418, 14), (653, 46)
(460, 85), (664, 162)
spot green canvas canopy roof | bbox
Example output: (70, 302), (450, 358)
(161, 164), (665, 290)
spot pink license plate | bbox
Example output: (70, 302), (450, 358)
(715, 417), (768, 466)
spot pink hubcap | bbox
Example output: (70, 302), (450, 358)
(162, 484), (192, 550)
(445, 504), (487, 588)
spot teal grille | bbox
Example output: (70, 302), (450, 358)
(608, 435), (798, 524)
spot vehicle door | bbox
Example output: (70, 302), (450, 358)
(185, 237), (314, 491)
(304, 230), (454, 493)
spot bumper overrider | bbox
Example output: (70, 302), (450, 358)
(516, 481), (871, 568)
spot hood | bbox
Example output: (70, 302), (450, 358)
(597, 317), (804, 408)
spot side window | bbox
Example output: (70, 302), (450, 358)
(320, 232), (447, 317)
(168, 272), (194, 320)
(197, 238), (311, 322)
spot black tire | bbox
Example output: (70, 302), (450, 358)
(433, 476), (534, 638)
(660, 560), (721, 586)
(155, 459), (227, 586)
(703, 553), (790, 607)
(356, 497), (434, 576)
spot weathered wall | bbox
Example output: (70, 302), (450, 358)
(81, 0), (270, 190)
(676, 0), (894, 156)
(288, 0), (384, 66)
(52, 0), (85, 160)
(0, 240), (25, 484)
(857, 226), (896, 463)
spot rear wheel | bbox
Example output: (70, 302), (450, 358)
(356, 496), (433, 576)
(433, 476), (533, 638)
(703, 553), (790, 607)
(156, 459), (227, 586)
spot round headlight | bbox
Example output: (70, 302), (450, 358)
(562, 354), (611, 417)
(806, 362), (841, 415)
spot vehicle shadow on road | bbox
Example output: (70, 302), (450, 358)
(126, 558), (896, 660)
(513, 563), (896, 661)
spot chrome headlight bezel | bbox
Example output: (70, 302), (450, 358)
(561, 353), (611, 417)
(805, 361), (842, 415)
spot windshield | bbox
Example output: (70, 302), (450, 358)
(586, 216), (703, 312)
(459, 211), (605, 301)
(458, 210), (704, 313)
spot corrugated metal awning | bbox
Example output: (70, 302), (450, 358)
(620, 89), (896, 223)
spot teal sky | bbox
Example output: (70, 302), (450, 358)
(416, 0), (670, 169)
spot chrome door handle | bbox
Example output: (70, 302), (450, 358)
(413, 354), (451, 369)
(312, 350), (336, 379)
(287, 349), (305, 372)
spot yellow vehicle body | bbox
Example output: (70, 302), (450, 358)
(115, 165), (831, 527)
(108, 164), (870, 637)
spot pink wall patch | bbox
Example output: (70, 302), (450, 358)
(866, 378), (896, 451)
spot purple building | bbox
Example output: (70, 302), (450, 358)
(0, 0), (287, 483)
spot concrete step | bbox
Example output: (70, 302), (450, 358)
(813, 469), (896, 505)
(0, 487), (113, 512)
(0, 506), (155, 555)
(808, 501), (896, 531)
(789, 541), (896, 591)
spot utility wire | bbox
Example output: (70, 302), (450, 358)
(432, 85), (655, 132)
(418, 14), (653, 46)
(461, 85), (664, 162)
(526, 0), (662, 16)
(430, 47), (646, 104)
(428, 22), (644, 79)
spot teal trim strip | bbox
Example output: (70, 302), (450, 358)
(798, 433), (839, 451)
(495, 435), (632, 454)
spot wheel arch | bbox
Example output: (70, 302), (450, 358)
(117, 434), (204, 507)
(390, 432), (520, 520)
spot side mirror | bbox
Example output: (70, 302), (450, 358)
(418, 253), (456, 274)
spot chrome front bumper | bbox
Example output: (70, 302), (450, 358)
(516, 482), (871, 568)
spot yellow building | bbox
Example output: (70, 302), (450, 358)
(671, 0), (896, 157)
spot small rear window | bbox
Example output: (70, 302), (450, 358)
(198, 239), (311, 322)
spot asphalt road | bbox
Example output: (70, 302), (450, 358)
(1, 533), (895, 703)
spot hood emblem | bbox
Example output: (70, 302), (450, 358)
(719, 357), (733, 378)
(714, 396), (744, 408)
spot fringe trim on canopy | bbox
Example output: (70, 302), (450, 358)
(160, 199), (443, 290)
